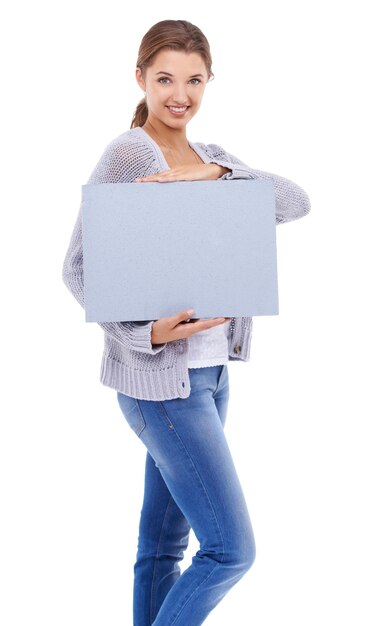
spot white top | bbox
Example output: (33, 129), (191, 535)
(187, 320), (232, 369)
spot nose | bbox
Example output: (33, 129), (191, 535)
(171, 83), (189, 105)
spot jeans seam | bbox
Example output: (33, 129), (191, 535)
(150, 494), (174, 624)
(213, 364), (226, 399)
(134, 398), (147, 436)
(170, 560), (222, 626)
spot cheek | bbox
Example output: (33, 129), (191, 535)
(195, 88), (205, 102)
(149, 96), (167, 111)
(193, 93), (204, 107)
(148, 87), (165, 101)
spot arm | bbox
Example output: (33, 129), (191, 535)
(62, 140), (166, 354)
(206, 144), (311, 224)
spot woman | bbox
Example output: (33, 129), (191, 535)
(62, 19), (310, 626)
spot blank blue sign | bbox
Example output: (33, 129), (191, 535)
(81, 179), (278, 322)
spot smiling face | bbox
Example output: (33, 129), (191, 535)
(136, 48), (211, 130)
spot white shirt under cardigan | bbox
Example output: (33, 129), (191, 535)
(187, 320), (232, 369)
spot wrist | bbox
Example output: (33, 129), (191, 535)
(212, 164), (231, 178)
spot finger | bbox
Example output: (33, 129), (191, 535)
(183, 317), (227, 335)
(135, 166), (203, 183)
(202, 317), (228, 327)
(135, 175), (177, 183)
(171, 309), (195, 326)
(204, 317), (230, 330)
(134, 171), (171, 182)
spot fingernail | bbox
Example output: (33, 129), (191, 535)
(187, 309), (194, 316)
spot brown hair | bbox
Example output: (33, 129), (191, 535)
(130, 20), (214, 129)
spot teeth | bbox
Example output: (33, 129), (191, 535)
(169, 106), (187, 112)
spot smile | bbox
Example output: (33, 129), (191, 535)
(166, 106), (190, 114)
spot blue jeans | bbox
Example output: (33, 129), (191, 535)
(117, 365), (256, 626)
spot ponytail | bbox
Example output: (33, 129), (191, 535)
(130, 96), (148, 129)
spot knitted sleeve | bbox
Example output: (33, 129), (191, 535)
(199, 142), (311, 224)
(62, 138), (167, 354)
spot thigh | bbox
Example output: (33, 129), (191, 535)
(118, 393), (192, 562)
(124, 367), (252, 554)
(137, 451), (191, 552)
(187, 365), (230, 427)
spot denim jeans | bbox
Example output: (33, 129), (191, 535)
(117, 364), (256, 626)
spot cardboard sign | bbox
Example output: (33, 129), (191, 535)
(81, 179), (278, 322)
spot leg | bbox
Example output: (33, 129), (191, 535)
(134, 451), (192, 626)
(118, 365), (255, 626)
(119, 366), (230, 625)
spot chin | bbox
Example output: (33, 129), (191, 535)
(162, 118), (192, 130)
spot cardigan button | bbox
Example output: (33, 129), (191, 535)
(234, 345), (242, 354)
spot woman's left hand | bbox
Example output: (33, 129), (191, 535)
(134, 163), (230, 183)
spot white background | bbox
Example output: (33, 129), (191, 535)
(1, 1), (383, 624)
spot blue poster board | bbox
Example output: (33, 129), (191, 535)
(81, 179), (278, 322)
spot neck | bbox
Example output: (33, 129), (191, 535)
(142, 116), (189, 151)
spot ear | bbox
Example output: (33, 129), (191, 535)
(136, 67), (146, 92)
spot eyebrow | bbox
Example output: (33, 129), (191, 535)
(155, 71), (204, 78)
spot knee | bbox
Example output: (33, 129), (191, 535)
(238, 533), (256, 573)
(224, 529), (256, 576)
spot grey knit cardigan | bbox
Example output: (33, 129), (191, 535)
(62, 126), (310, 400)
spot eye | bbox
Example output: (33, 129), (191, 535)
(157, 77), (202, 85)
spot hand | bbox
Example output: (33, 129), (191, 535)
(134, 163), (231, 183)
(151, 309), (232, 345)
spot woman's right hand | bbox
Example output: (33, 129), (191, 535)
(151, 309), (232, 345)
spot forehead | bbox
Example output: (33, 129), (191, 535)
(149, 49), (207, 74)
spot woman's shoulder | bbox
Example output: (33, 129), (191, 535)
(101, 126), (155, 157)
(86, 127), (157, 184)
(107, 126), (148, 146)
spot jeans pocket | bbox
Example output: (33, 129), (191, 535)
(217, 364), (229, 389)
(117, 393), (146, 437)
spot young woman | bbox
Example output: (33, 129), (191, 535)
(63, 19), (310, 626)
